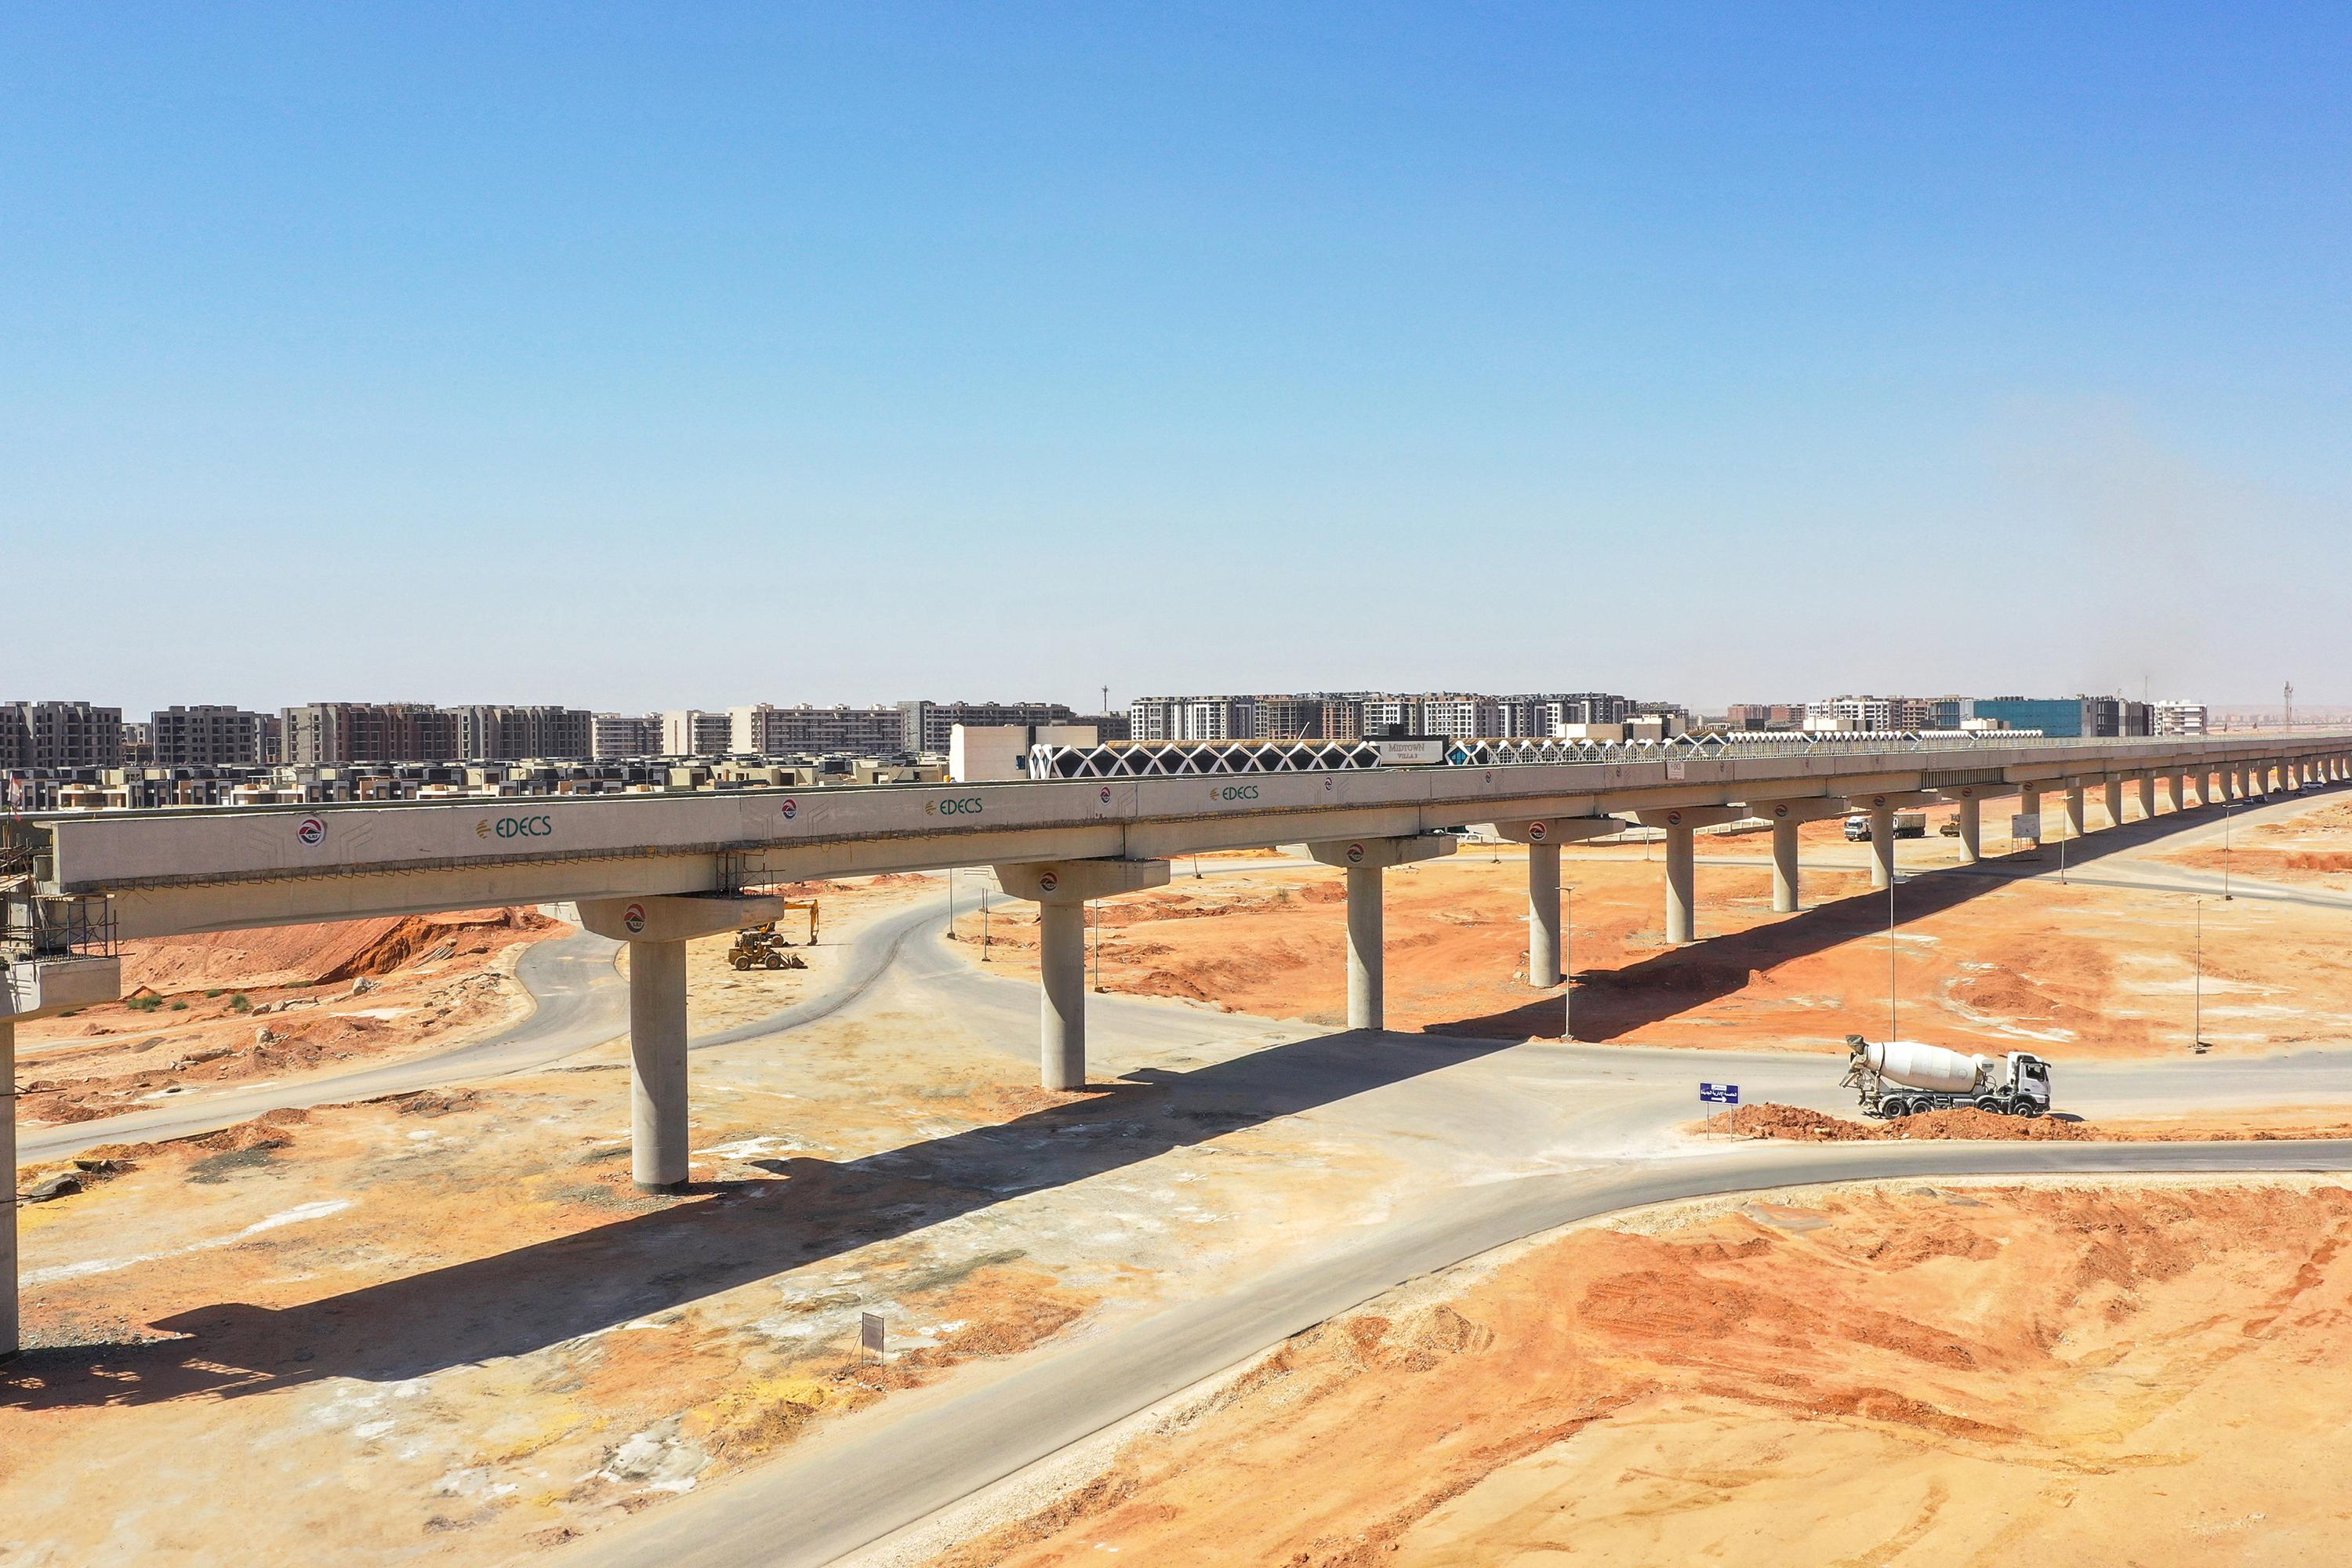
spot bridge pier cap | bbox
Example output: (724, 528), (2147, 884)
(993, 858), (1172, 904)
(1301, 835), (1457, 870)
(1483, 818), (1621, 846)
(576, 892), (802, 943)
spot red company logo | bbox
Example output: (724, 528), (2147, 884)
(779, 798), (797, 820)
(1099, 786), (1112, 804)
(296, 815), (327, 846)
(1038, 871), (1059, 894)
(622, 902), (646, 935)
(1345, 842), (1365, 863)
(1666, 811), (1682, 826)
(1773, 804), (1789, 818)
(1527, 822), (1548, 841)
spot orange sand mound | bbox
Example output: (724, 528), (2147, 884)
(935, 1180), (2352, 1566)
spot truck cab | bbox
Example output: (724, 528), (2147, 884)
(2003, 1052), (2054, 1116)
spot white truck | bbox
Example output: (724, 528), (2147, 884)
(1843, 811), (1927, 841)
(1842, 1035), (2054, 1119)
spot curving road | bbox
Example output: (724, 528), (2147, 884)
(19, 894), (949, 1163)
(561, 1136), (2352, 1568)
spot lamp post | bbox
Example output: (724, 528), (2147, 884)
(981, 885), (990, 961)
(2192, 898), (2205, 1051)
(1887, 863), (1900, 1042)
(2222, 797), (2235, 901)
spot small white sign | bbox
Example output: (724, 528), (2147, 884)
(2009, 813), (2041, 844)
(859, 1312), (884, 1358)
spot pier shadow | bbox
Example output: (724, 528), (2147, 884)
(1435, 795), (2309, 1044)
(2, 1028), (1513, 1410)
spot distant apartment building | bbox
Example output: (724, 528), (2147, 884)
(898, 700), (1076, 753)
(1805, 696), (1897, 732)
(119, 722), (155, 765)
(1127, 698), (1179, 743)
(1359, 695), (1421, 736)
(729, 703), (904, 755)
(151, 704), (272, 766)
(454, 705), (593, 760)
(1417, 695), (1503, 740)
(661, 710), (735, 757)
(282, 702), (462, 764)
(1725, 702), (1806, 731)
(1181, 696), (1254, 741)
(1124, 695), (1262, 742)
(0, 701), (125, 768)
(1247, 695), (1362, 740)
(591, 713), (663, 759)
(1077, 710), (1133, 742)
(2154, 700), (2209, 736)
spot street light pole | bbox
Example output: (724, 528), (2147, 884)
(1888, 863), (1899, 1041)
(1563, 884), (1573, 1041)
(2193, 898), (2205, 1051)
(2223, 799), (2235, 901)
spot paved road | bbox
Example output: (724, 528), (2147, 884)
(19, 893), (950, 1163)
(561, 1135), (2352, 1568)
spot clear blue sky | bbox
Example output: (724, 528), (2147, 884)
(9, 4), (2348, 716)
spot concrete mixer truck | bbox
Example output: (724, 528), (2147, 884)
(1842, 1035), (2054, 1119)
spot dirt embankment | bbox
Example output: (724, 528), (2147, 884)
(14, 908), (560, 1125)
(920, 1179), (2352, 1566)
(1716, 1102), (2352, 1144)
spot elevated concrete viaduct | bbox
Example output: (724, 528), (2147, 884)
(6, 732), (2348, 1357)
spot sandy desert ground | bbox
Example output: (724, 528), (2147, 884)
(906, 1176), (2352, 1568)
(9, 797), (2352, 1564)
(952, 808), (2352, 1059)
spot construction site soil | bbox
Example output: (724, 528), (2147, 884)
(12, 909), (562, 1126)
(951, 803), (2352, 1058)
(1710, 1102), (2352, 1142)
(908, 1178), (2352, 1568)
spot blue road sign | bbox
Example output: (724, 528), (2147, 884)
(1699, 1083), (1740, 1105)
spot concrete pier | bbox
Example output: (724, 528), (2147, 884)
(1305, 836), (1454, 1030)
(578, 891), (800, 1192)
(2019, 785), (2042, 842)
(626, 938), (690, 1192)
(2065, 784), (2088, 839)
(1771, 818), (1802, 909)
(1664, 823), (1697, 942)
(1037, 902), (1087, 1089)
(993, 858), (1171, 1086)
(2137, 775), (2157, 820)
(1346, 865), (1383, 1026)
(2103, 779), (2125, 828)
(1526, 840), (1562, 988)
(1955, 796), (1982, 863)
(1632, 804), (1744, 945)
(1867, 803), (1895, 890)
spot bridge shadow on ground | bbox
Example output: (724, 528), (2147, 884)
(1433, 800), (2268, 1044)
(2, 1029), (1515, 1410)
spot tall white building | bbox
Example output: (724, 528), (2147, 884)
(2153, 700), (2209, 736)
(1805, 696), (1896, 732)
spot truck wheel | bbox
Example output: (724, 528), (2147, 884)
(1882, 1098), (1911, 1119)
(1976, 1096), (2005, 1115)
(764, 953), (784, 970)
